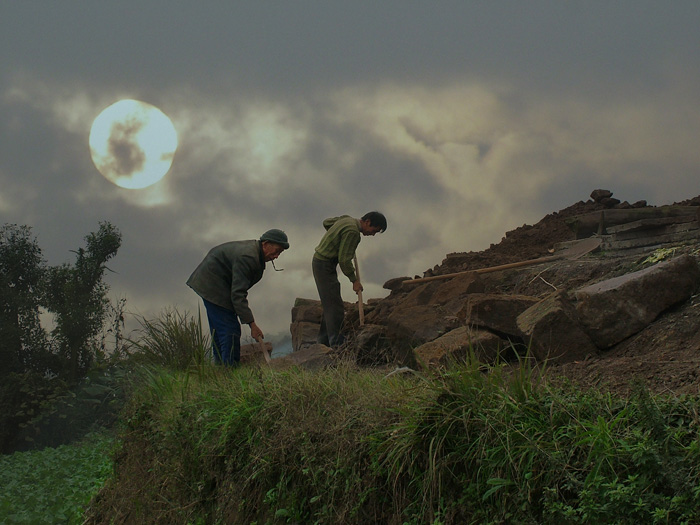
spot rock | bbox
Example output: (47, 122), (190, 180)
(461, 293), (540, 335)
(574, 254), (700, 349)
(517, 290), (599, 363)
(397, 272), (484, 310)
(291, 321), (320, 352)
(386, 304), (460, 345)
(413, 326), (508, 368)
(353, 324), (390, 365)
(383, 276), (411, 292)
(401, 282), (439, 307)
(591, 189), (613, 202)
(600, 197), (621, 208)
(270, 343), (335, 371)
(384, 304), (461, 366)
(429, 273), (486, 316)
(240, 341), (274, 365)
(293, 297), (321, 308)
(291, 299), (323, 323)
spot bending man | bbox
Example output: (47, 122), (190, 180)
(312, 212), (387, 347)
(187, 229), (289, 366)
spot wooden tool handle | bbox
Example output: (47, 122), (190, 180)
(404, 254), (563, 284)
(402, 238), (600, 285)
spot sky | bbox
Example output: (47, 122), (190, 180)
(2, 2), (700, 344)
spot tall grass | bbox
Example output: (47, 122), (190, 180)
(84, 350), (700, 524)
(375, 364), (700, 523)
(126, 308), (212, 369)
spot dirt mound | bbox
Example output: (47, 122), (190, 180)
(428, 190), (700, 396)
(289, 190), (700, 397)
(429, 194), (646, 275)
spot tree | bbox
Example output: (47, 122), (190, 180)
(0, 222), (123, 452)
(44, 222), (122, 382)
(0, 224), (48, 373)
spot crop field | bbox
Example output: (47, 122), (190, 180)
(0, 432), (114, 524)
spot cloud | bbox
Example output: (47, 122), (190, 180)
(2, 2), (700, 340)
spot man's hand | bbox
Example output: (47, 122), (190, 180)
(353, 280), (363, 294)
(249, 321), (264, 342)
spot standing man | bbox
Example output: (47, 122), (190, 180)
(312, 212), (387, 347)
(187, 229), (289, 366)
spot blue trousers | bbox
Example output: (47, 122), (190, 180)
(203, 299), (241, 366)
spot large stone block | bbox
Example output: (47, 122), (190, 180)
(517, 291), (598, 363)
(399, 272), (484, 309)
(353, 324), (390, 365)
(240, 342), (273, 365)
(386, 304), (460, 345)
(413, 326), (508, 368)
(291, 300), (323, 323)
(461, 293), (540, 336)
(270, 343), (335, 371)
(401, 282), (438, 307)
(429, 273), (486, 315)
(291, 321), (320, 352)
(575, 254), (700, 348)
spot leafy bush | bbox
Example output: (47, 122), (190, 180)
(0, 372), (68, 453)
(12, 365), (132, 451)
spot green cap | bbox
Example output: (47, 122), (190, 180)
(259, 229), (289, 249)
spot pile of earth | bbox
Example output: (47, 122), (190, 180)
(424, 190), (647, 276)
(421, 190), (700, 396)
(276, 190), (700, 397)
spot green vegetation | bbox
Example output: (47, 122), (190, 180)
(82, 341), (700, 524)
(3, 222), (700, 523)
(0, 432), (114, 524)
(5, 304), (700, 523)
(127, 307), (212, 370)
(1, 222), (123, 453)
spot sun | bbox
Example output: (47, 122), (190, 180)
(89, 99), (178, 189)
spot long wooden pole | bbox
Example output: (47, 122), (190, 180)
(354, 255), (364, 326)
(403, 237), (601, 285)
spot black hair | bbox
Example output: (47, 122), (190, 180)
(361, 211), (387, 232)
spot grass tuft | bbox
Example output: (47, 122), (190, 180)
(126, 308), (211, 370)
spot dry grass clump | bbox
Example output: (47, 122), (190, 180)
(125, 307), (211, 370)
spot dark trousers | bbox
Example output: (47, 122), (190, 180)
(312, 257), (345, 347)
(202, 298), (241, 366)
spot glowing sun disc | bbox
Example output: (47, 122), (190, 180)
(89, 99), (178, 189)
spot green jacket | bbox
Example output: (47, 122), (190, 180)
(313, 215), (360, 282)
(186, 240), (265, 324)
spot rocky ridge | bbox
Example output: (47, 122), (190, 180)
(255, 190), (700, 396)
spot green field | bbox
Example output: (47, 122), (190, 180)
(0, 432), (113, 524)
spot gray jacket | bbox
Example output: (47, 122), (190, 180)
(186, 240), (265, 324)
